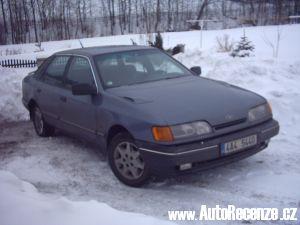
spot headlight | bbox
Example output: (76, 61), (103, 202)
(152, 121), (212, 142)
(248, 103), (272, 122)
(171, 121), (212, 139)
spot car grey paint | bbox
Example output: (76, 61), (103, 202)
(22, 46), (274, 152)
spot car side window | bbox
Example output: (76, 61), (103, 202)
(44, 56), (70, 83)
(65, 57), (95, 88)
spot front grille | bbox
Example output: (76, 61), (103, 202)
(214, 118), (247, 130)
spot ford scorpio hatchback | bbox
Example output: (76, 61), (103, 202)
(22, 46), (279, 186)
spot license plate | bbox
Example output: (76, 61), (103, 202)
(221, 135), (257, 155)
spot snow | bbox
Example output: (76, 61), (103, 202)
(0, 170), (174, 225)
(0, 24), (299, 60)
(0, 24), (300, 224)
(0, 67), (31, 122)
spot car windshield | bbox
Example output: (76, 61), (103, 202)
(94, 49), (192, 88)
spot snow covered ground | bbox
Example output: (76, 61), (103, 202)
(0, 170), (174, 225)
(1, 24), (299, 60)
(0, 24), (300, 224)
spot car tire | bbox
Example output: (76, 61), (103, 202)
(108, 133), (150, 187)
(32, 106), (55, 137)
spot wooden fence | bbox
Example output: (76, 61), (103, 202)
(0, 59), (37, 68)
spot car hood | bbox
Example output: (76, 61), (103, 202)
(106, 76), (265, 126)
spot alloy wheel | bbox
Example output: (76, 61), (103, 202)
(113, 142), (145, 180)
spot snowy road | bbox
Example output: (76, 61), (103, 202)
(0, 120), (299, 224)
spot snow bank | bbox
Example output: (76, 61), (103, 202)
(0, 66), (32, 122)
(0, 170), (174, 225)
(175, 52), (300, 141)
(0, 24), (299, 60)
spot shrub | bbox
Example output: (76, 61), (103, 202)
(216, 34), (234, 52)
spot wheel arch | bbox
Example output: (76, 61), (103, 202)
(106, 124), (133, 147)
(28, 99), (38, 120)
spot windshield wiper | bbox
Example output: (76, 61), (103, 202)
(128, 75), (185, 86)
(127, 79), (159, 86)
(163, 75), (184, 80)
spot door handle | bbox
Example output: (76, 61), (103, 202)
(60, 96), (67, 103)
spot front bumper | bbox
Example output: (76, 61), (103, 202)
(136, 119), (279, 177)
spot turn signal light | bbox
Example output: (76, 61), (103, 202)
(152, 126), (174, 142)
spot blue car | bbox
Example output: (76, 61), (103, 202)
(22, 46), (279, 186)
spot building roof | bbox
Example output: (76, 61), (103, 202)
(56, 45), (153, 57)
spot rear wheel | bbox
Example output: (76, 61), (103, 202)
(32, 106), (55, 137)
(108, 133), (150, 187)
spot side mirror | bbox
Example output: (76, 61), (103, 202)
(190, 66), (201, 76)
(72, 84), (97, 95)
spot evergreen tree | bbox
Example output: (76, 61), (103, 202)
(230, 30), (255, 57)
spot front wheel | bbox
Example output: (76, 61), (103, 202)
(108, 133), (150, 187)
(32, 106), (55, 137)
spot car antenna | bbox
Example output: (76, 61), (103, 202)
(78, 39), (84, 48)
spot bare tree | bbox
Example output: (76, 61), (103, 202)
(30, 0), (39, 42)
(107, 0), (115, 35)
(154, 0), (160, 32)
(0, 0), (298, 44)
(262, 26), (283, 58)
(0, 0), (8, 37)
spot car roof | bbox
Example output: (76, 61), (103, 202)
(55, 45), (154, 57)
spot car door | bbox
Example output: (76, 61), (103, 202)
(59, 56), (99, 140)
(36, 55), (71, 127)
